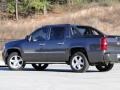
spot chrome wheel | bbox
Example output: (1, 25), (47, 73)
(72, 55), (84, 70)
(70, 52), (89, 72)
(9, 55), (23, 69)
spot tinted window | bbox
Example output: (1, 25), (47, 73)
(88, 27), (100, 36)
(32, 27), (49, 41)
(71, 26), (86, 37)
(50, 27), (65, 40)
(71, 26), (101, 37)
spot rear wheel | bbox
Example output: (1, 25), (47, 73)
(70, 52), (89, 73)
(96, 63), (114, 72)
(32, 64), (48, 71)
(7, 52), (25, 70)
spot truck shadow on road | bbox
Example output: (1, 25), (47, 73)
(41, 69), (99, 73)
(0, 66), (99, 73)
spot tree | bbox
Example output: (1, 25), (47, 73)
(15, 0), (18, 20)
(7, 0), (51, 17)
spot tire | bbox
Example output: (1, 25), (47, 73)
(70, 52), (89, 73)
(32, 64), (48, 71)
(96, 63), (114, 72)
(7, 52), (25, 70)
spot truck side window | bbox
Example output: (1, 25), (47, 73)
(84, 29), (94, 36)
(87, 27), (100, 36)
(76, 26), (100, 36)
(71, 26), (86, 37)
(50, 27), (65, 40)
(71, 26), (102, 37)
(32, 27), (49, 41)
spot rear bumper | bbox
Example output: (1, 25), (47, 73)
(88, 51), (120, 64)
(103, 52), (120, 63)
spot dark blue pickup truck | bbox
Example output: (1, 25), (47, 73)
(2, 24), (120, 72)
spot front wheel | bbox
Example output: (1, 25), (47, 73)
(96, 63), (114, 72)
(70, 52), (89, 73)
(7, 52), (25, 70)
(32, 64), (48, 71)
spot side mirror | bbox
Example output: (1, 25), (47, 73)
(25, 35), (32, 42)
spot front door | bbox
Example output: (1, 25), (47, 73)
(23, 26), (50, 62)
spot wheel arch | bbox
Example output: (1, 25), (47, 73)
(5, 48), (22, 64)
(69, 47), (90, 64)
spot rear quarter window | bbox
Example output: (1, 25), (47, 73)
(71, 26), (102, 37)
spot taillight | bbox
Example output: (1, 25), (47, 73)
(100, 37), (108, 51)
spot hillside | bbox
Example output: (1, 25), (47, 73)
(0, 5), (120, 40)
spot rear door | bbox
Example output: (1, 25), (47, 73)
(43, 26), (68, 62)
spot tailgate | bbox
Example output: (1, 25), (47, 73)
(107, 36), (120, 53)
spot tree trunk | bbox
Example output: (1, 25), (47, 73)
(43, 0), (47, 15)
(15, 0), (18, 20)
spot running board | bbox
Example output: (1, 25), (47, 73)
(26, 62), (66, 64)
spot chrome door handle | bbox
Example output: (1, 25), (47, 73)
(39, 43), (45, 46)
(57, 42), (64, 45)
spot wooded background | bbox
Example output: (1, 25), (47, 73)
(0, 0), (120, 20)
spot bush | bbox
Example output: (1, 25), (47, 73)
(1, 0), (120, 18)
(6, 0), (51, 17)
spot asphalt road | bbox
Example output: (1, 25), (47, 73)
(0, 62), (120, 90)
